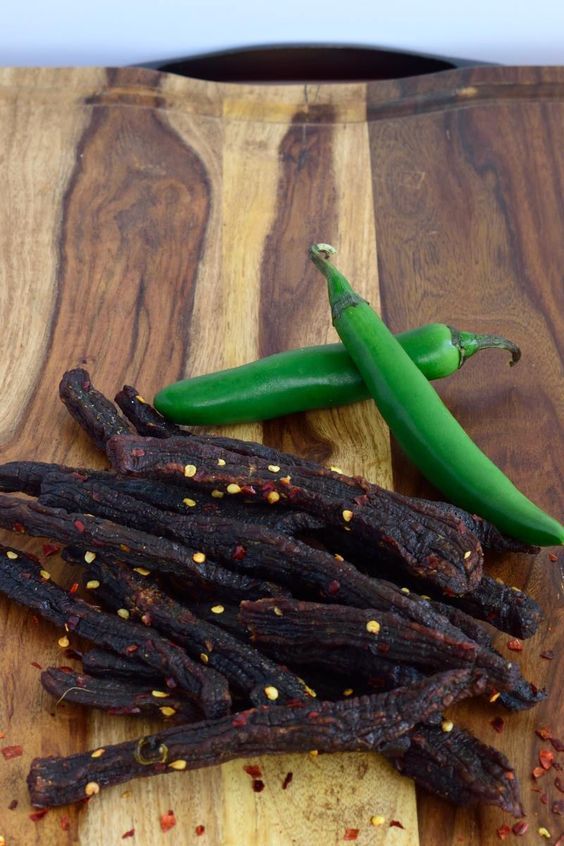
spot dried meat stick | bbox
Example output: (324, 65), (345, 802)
(81, 648), (164, 684)
(115, 385), (536, 554)
(239, 598), (517, 691)
(59, 369), (131, 452)
(27, 668), (487, 808)
(0, 494), (285, 601)
(0, 543), (230, 719)
(41, 668), (200, 723)
(393, 722), (523, 816)
(107, 433), (483, 596)
(63, 550), (312, 707)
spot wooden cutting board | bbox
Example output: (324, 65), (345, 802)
(0, 65), (562, 846)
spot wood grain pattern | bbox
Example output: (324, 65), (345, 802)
(0, 64), (562, 846)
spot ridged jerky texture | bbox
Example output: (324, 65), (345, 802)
(0, 544), (230, 719)
(0, 495), (285, 601)
(107, 433), (484, 596)
(27, 668), (486, 808)
(393, 723), (523, 816)
(65, 550), (311, 707)
(81, 648), (164, 683)
(59, 369), (131, 452)
(240, 598), (517, 691)
(41, 668), (200, 723)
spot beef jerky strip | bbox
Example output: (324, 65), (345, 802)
(0, 543), (230, 719)
(59, 369), (131, 452)
(27, 668), (486, 807)
(393, 722), (523, 816)
(116, 385), (533, 554)
(107, 433), (482, 596)
(64, 549), (311, 707)
(240, 598), (516, 689)
(41, 668), (200, 723)
(0, 494), (285, 601)
(82, 648), (164, 684)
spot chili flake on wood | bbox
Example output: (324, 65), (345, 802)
(160, 810), (177, 832)
(343, 829), (359, 841)
(1, 744), (23, 760)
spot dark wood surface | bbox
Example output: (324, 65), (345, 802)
(0, 65), (562, 845)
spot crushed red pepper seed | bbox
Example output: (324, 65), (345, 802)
(1, 744), (23, 760)
(490, 716), (505, 733)
(540, 749), (555, 770)
(160, 810), (176, 832)
(512, 821), (529, 836)
(343, 829), (359, 841)
(496, 824), (511, 840)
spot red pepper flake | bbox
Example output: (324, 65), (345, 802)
(13, 522), (26, 533)
(541, 650), (555, 660)
(389, 820), (405, 829)
(30, 614), (39, 625)
(42, 542), (61, 557)
(512, 821), (529, 836)
(122, 829), (135, 839)
(29, 809), (49, 822)
(507, 638), (523, 652)
(232, 712), (248, 728)
(490, 716), (505, 733)
(533, 766), (546, 779)
(9, 799), (18, 810)
(243, 764), (262, 779)
(343, 829), (359, 841)
(555, 776), (564, 794)
(73, 519), (85, 533)
(548, 552), (558, 562)
(195, 825), (205, 836)
(69, 582), (80, 595)
(282, 771), (293, 790)
(327, 579), (341, 595)
(505, 771), (515, 780)
(536, 726), (553, 741)
(231, 545), (247, 561)
(60, 815), (70, 831)
(1, 744), (23, 760)
(252, 779), (265, 793)
(553, 800), (564, 816)
(30, 661), (42, 669)
(496, 824), (512, 840)
(160, 810), (176, 832)
(540, 749), (555, 770)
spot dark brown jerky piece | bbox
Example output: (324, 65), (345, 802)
(107, 434), (483, 596)
(81, 648), (164, 684)
(69, 552), (311, 707)
(27, 668), (486, 807)
(59, 369), (131, 452)
(240, 598), (517, 690)
(0, 495), (284, 602)
(0, 544), (230, 719)
(393, 722), (523, 817)
(41, 668), (200, 722)
(497, 679), (547, 712)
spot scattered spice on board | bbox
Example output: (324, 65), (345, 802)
(1, 744), (23, 760)
(60, 815), (70, 831)
(243, 764), (262, 778)
(122, 829), (135, 838)
(282, 771), (293, 789)
(160, 810), (176, 833)
(537, 727), (553, 741)
(8, 799), (17, 810)
(507, 639), (523, 652)
(390, 820), (405, 829)
(491, 717), (505, 733)
(29, 809), (49, 822)
(540, 749), (555, 770)
(532, 766), (546, 779)
(195, 825), (205, 836)
(252, 779), (265, 793)
(496, 824), (511, 840)
(512, 820), (529, 836)
(343, 829), (359, 841)
(30, 661), (42, 669)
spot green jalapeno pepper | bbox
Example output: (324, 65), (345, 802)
(310, 242), (563, 547)
(154, 326), (520, 427)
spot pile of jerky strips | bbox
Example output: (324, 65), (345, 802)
(0, 369), (546, 812)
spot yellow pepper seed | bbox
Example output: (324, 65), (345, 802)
(117, 608), (130, 620)
(84, 781), (100, 796)
(183, 498), (197, 508)
(210, 605), (225, 614)
(400, 587), (410, 594)
(342, 510), (353, 522)
(538, 829), (551, 839)
(489, 691), (501, 703)
(268, 464), (280, 473)
(169, 759), (188, 770)
(305, 686), (317, 698)
(366, 620), (381, 634)
(264, 686), (279, 701)
(84, 550), (96, 564)
(39, 570), (51, 580)
(464, 550), (472, 559)
(273, 606), (283, 616)
(192, 552), (206, 564)
(86, 579), (100, 590)
(217, 458), (226, 466)
(211, 490), (224, 498)
(135, 394), (147, 403)
(152, 690), (170, 699)
(309, 750), (319, 757)
(330, 466), (344, 474)
(184, 464), (197, 478)
(58, 635), (70, 648)
(334, 554), (344, 561)
(133, 567), (151, 576)
(267, 491), (280, 505)
(441, 719), (454, 733)
(160, 706), (177, 717)
(227, 483), (241, 494)
(370, 816), (386, 827)
(91, 748), (106, 758)
(200, 653), (209, 664)
(343, 688), (354, 696)
(6, 550), (19, 560)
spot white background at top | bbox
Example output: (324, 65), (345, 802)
(1, 0), (563, 67)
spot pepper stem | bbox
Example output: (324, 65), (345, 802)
(451, 327), (522, 368)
